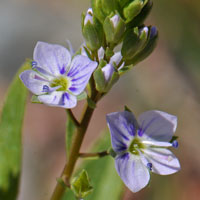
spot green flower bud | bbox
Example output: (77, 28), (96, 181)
(125, 26), (158, 65)
(82, 8), (104, 51)
(91, 0), (119, 23)
(122, 26), (149, 60)
(127, 0), (153, 28)
(123, 0), (148, 23)
(103, 13), (126, 44)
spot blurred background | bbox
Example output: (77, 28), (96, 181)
(0, 0), (200, 199)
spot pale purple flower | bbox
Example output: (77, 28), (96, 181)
(20, 41), (97, 108)
(106, 110), (180, 192)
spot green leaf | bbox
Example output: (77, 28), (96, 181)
(63, 132), (124, 200)
(71, 170), (93, 199)
(66, 114), (76, 158)
(0, 61), (30, 199)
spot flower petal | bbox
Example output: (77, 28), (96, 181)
(110, 52), (122, 66)
(20, 70), (49, 95)
(142, 148), (181, 175)
(115, 153), (150, 192)
(38, 91), (77, 108)
(106, 111), (137, 153)
(102, 64), (114, 82)
(67, 55), (97, 95)
(33, 41), (71, 76)
(138, 110), (177, 142)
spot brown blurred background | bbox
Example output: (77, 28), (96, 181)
(0, 0), (200, 199)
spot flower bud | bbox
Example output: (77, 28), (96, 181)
(127, 0), (153, 28)
(91, 0), (119, 23)
(82, 8), (104, 51)
(122, 26), (149, 61)
(125, 26), (158, 65)
(103, 13), (126, 44)
(123, 0), (148, 23)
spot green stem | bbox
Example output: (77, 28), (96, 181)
(79, 151), (109, 159)
(50, 90), (100, 200)
(66, 109), (80, 127)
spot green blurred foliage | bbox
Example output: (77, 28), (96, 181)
(0, 61), (29, 199)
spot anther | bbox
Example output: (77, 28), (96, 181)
(31, 61), (37, 68)
(172, 140), (179, 148)
(147, 162), (152, 171)
(42, 85), (50, 93)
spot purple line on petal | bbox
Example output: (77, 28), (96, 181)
(116, 145), (128, 152)
(69, 87), (77, 92)
(112, 126), (130, 141)
(68, 63), (90, 78)
(112, 135), (128, 152)
(60, 65), (66, 74)
(138, 128), (144, 137)
(71, 73), (89, 82)
(116, 152), (129, 161)
(142, 116), (159, 133)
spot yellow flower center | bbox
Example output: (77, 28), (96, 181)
(50, 76), (69, 91)
(129, 137), (145, 155)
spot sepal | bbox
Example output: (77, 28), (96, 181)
(77, 91), (87, 101)
(31, 95), (42, 104)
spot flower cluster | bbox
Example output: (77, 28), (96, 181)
(18, 1), (181, 197)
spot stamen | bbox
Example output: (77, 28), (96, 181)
(172, 140), (179, 148)
(42, 85), (50, 93)
(147, 162), (152, 171)
(31, 61), (37, 68)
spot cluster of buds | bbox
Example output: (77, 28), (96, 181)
(81, 0), (158, 93)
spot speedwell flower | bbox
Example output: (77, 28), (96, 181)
(20, 41), (97, 108)
(106, 110), (180, 192)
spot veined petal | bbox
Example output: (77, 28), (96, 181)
(102, 64), (114, 82)
(115, 153), (150, 192)
(33, 41), (71, 76)
(67, 55), (97, 95)
(106, 111), (137, 153)
(138, 110), (177, 142)
(142, 148), (180, 175)
(20, 70), (49, 95)
(38, 91), (77, 108)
